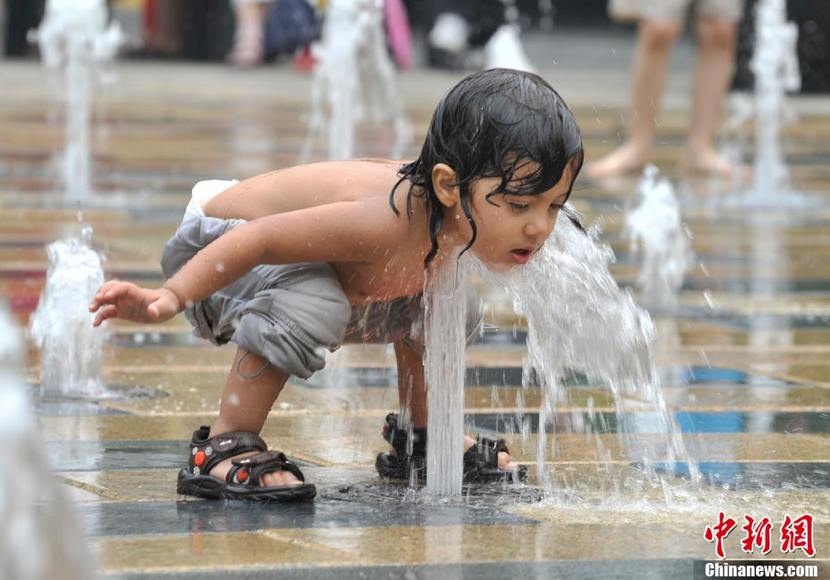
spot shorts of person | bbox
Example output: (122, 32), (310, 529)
(608, 0), (744, 23)
(160, 211), (483, 379)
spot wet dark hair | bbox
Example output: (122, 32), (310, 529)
(389, 68), (584, 267)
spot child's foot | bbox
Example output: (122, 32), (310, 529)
(463, 435), (519, 470)
(208, 450), (302, 487)
(375, 413), (527, 482)
(585, 142), (651, 179)
(177, 426), (315, 502)
(380, 435), (519, 469)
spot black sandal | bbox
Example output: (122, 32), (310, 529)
(375, 413), (527, 483)
(177, 426), (316, 502)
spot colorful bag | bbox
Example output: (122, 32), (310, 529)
(264, 0), (321, 58)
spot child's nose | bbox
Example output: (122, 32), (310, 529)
(524, 216), (547, 240)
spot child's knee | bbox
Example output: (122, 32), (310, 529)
(232, 265), (352, 379)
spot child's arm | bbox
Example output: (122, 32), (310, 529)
(163, 200), (396, 307)
(91, 199), (400, 325)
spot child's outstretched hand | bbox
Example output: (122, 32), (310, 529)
(89, 281), (182, 327)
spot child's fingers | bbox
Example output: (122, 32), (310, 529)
(92, 305), (117, 327)
(90, 280), (124, 310)
(100, 281), (134, 301)
(94, 279), (121, 299)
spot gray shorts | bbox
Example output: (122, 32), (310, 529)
(609, 0), (744, 22)
(160, 214), (483, 379)
(649, 0), (743, 21)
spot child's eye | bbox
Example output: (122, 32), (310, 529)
(508, 202), (529, 212)
(549, 203), (563, 212)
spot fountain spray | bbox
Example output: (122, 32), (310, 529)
(424, 257), (468, 497)
(30, 0), (123, 202)
(750, 0), (801, 200)
(625, 166), (695, 312)
(29, 225), (107, 398)
(302, 0), (411, 161)
(479, 210), (698, 493)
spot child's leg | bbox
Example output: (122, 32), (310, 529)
(392, 340), (518, 470)
(684, 15), (738, 175)
(394, 340), (427, 428)
(587, 19), (682, 178)
(207, 346), (301, 487)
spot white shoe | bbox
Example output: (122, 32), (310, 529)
(484, 25), (535, 73)
(428, 13), (469, 55)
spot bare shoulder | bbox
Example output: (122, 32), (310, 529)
(203, 160), (407, 220)
(249, 191), (415, 265)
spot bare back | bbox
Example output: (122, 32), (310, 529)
(201, 160), (433, 304)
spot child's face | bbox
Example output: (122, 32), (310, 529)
(466, 163), (574, 270)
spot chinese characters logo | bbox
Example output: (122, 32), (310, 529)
(704, 512), (815, 559)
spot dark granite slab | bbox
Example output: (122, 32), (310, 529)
(78, 497), (539, 538)
(470, 411), (830, 435)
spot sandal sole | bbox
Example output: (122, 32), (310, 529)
(176, 469), (316, 502)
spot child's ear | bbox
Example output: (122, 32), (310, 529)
(431, 163), (459, 208)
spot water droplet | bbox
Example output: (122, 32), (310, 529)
(703, 291), (716, 309)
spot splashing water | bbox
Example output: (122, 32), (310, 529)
(301, 0), (411, 161)
(30, 0), (122, 202)
(424, 257), (468, 496)
(750, 0), (800, 200)
(625, 166), (695, 312)
(477, 210), (698, 495)
(721, 0), (808, 207)
(0, 302), (96, 579)
(29, 225), (107, 398)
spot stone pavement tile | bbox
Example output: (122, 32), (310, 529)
(62, 469), (179, 501)
(94, 532), (352, 576)
(64, 484), (108, 502)
(747, 363), (830, 387)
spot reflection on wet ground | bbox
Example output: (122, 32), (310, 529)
(2, 60), (830, 578)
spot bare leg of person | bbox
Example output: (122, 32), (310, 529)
(587, 19), (682, 178)
(684, 15), (739, 176)
(207, 347), (300, 486)
(229, 0), (265, 66)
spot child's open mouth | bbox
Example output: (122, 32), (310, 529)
(510, 248), (532, 264)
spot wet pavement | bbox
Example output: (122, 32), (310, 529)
(2, 33), (830, 578)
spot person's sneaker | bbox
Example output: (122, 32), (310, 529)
(484, 25), (535, 73)
(427, 13), (469, 70)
